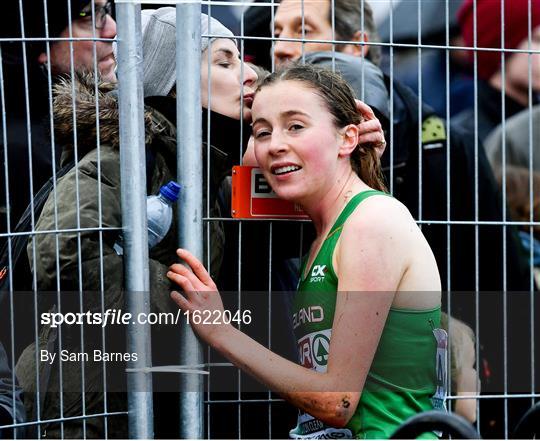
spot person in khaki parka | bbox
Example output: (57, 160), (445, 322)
(16, 73), (228, 438)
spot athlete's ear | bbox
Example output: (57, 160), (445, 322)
(338, 124), (360, 157)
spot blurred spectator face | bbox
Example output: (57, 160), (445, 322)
(201, 38), (258, 120)
(504, 26), (540, 98)
(458, 0), (540, 103)
(37, 0), (117, 82)
(273, 0), (370, 67)
(495, 165), (540, 236)
(273, 0), (335, 66)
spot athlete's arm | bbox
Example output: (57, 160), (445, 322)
(167, 199), (407, 427)
(168, 249), (360, 426)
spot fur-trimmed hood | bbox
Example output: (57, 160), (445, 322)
(53, 73), (176, 164)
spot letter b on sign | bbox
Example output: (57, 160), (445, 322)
(251, 170), (277, 199)
(254, 173), (272, 194)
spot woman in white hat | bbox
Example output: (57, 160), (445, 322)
(140, 8), (385, 166)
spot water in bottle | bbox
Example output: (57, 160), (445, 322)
(114, 181), (181, 255)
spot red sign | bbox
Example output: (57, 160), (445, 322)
(231, 166), (309, 219)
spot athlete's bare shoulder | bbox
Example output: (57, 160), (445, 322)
(343, 193), (417, 240)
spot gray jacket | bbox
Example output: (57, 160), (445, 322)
(484, 104), (540, 172)
(303, 52), (390, 122)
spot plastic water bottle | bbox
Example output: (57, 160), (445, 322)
(146, 181), (181, 248)
(114, 181), (181, 255)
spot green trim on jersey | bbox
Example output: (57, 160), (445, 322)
(291, 190), (440, 439)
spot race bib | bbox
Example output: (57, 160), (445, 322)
(431, 327), (448, 411)
(290, 411), (353, 439)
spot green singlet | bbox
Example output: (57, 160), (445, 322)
(290, 190), (441, 439)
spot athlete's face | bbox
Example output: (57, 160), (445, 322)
(251, 80), (350, 203)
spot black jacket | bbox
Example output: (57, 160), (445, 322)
(0, 340), (25, 438)
(452, 80), (528, 143)
(0, 65), (60, 245)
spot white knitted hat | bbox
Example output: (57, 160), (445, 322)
(141, 8), (236, 97)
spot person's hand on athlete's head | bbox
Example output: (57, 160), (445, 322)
(355, 100), (386, 158)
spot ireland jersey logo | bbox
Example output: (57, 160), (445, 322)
(312, 334), (330, 366)
(297, 329), (332, 372)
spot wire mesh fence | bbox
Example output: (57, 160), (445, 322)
(0, 0), (539, 439)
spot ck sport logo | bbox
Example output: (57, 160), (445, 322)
(309, 264), (327, 283)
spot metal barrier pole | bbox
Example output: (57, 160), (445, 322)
(116, 2), (154, 439)
(176, 2), (204, 439)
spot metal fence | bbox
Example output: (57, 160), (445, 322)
(0, 0), (539, 439)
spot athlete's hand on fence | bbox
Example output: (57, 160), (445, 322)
(355, 99), (386, 158)
(167, 248), (228, 343)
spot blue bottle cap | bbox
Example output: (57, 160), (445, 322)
(160, 181), (181, 203)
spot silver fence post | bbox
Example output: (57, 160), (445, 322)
(116, 2), (154, 439)
(176, 2), (204, 438)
